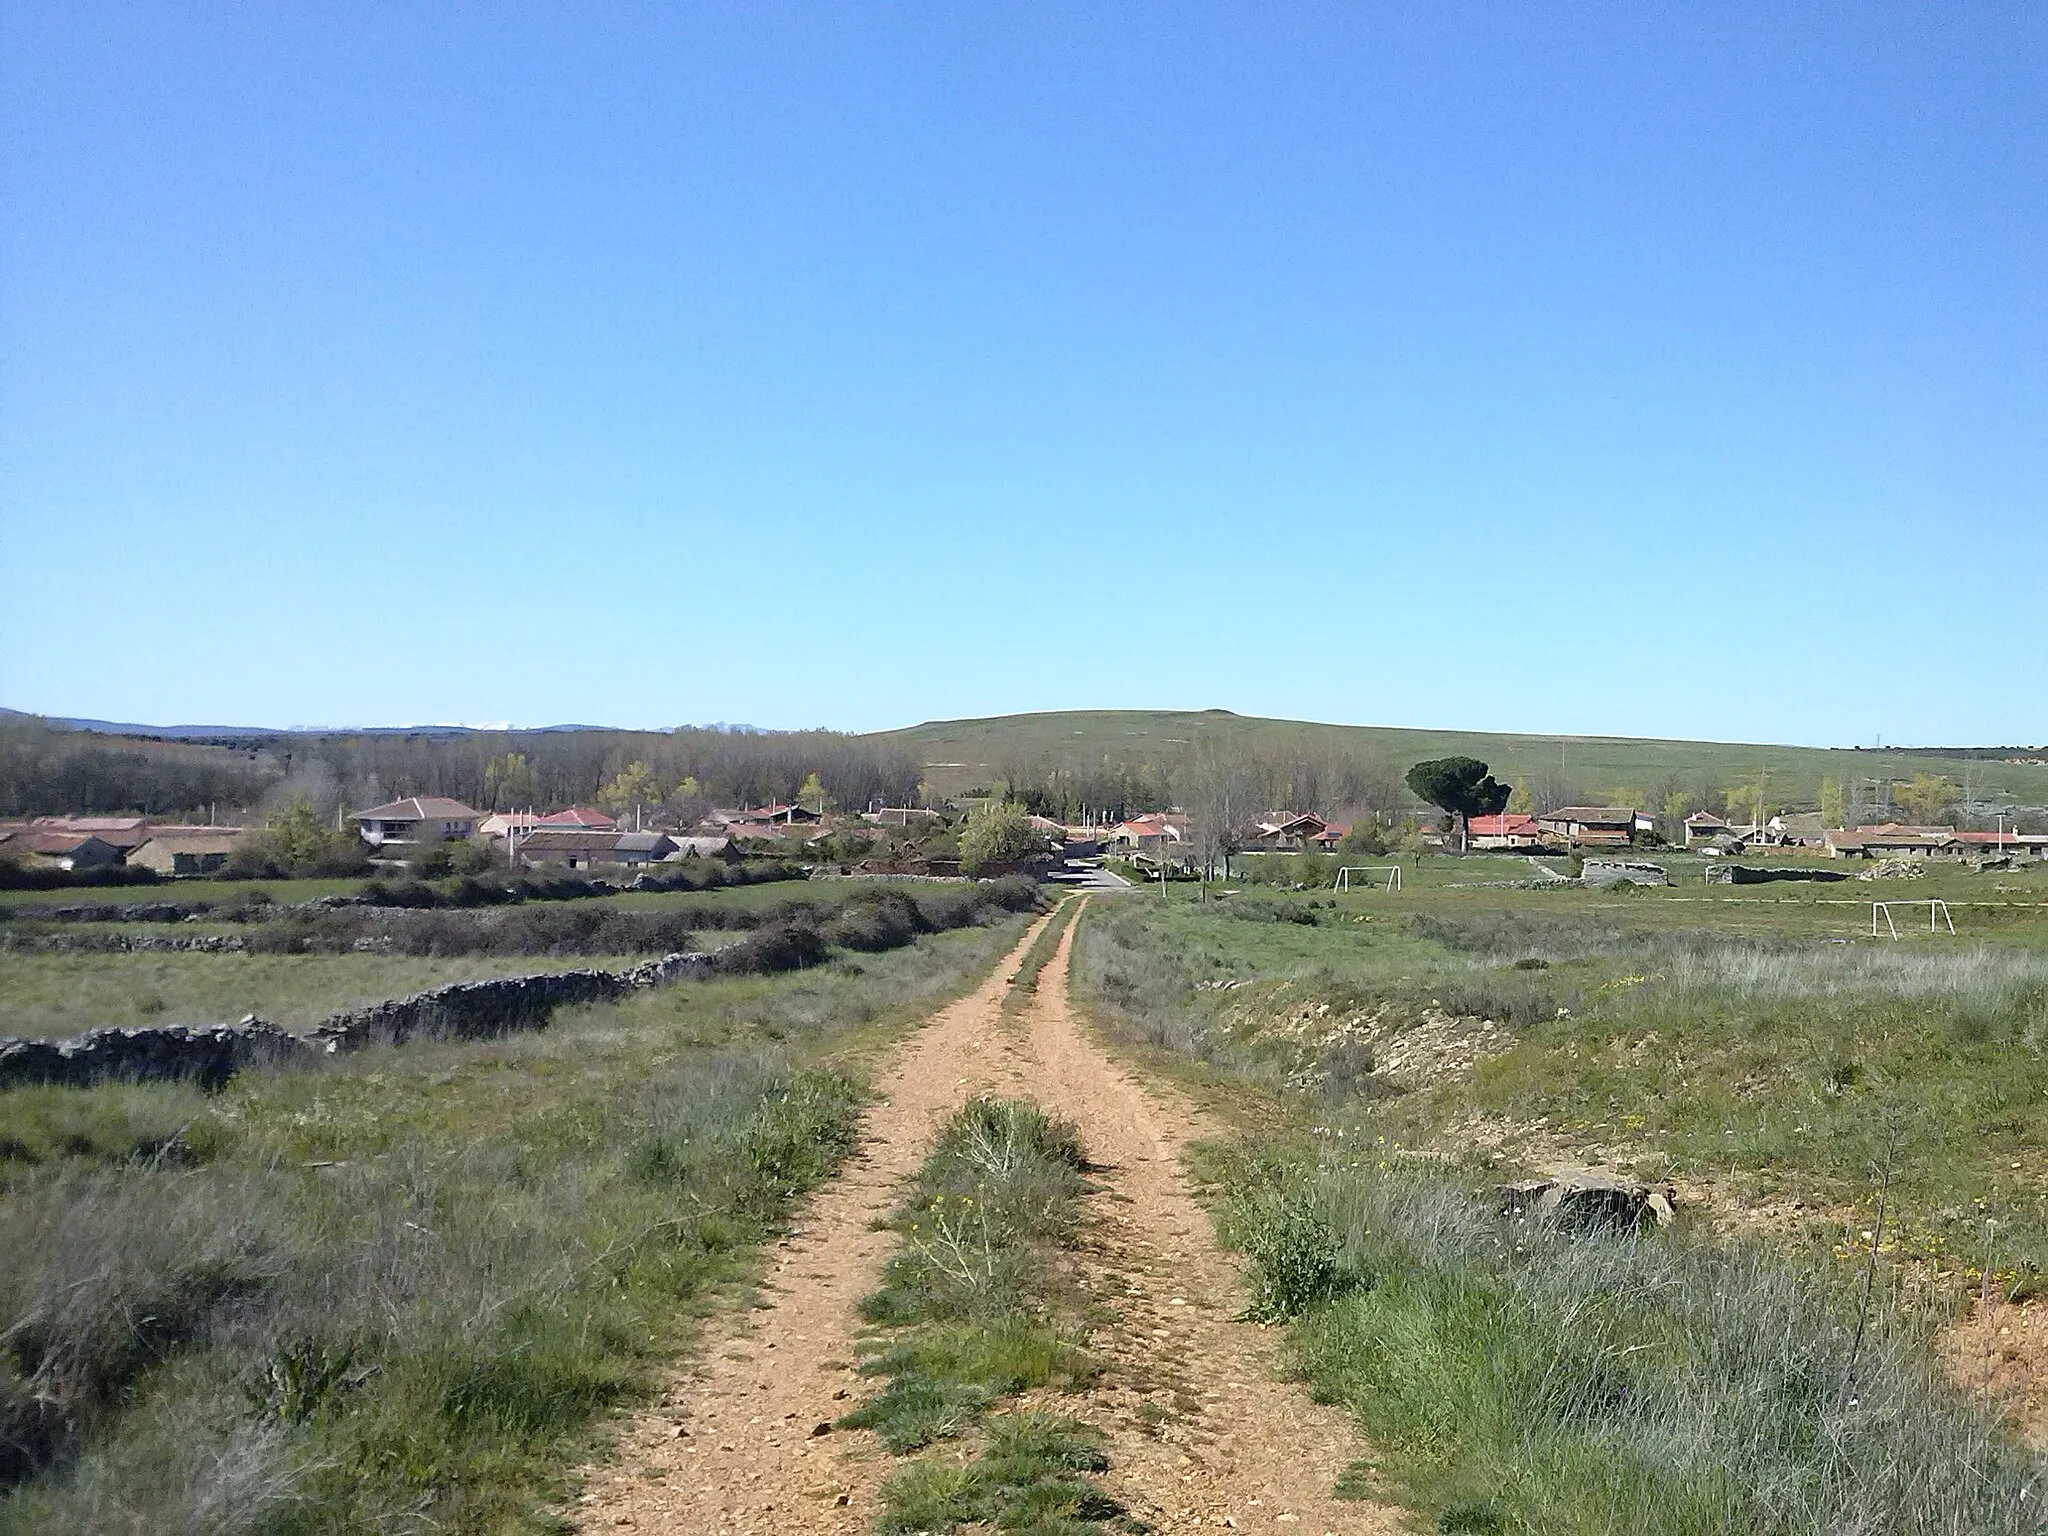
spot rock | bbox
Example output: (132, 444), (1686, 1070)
(1499, 1173), (1676, 1232)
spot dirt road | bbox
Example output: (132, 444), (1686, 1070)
(574, 901), (1397, 1534)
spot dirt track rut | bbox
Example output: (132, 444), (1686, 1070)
(575, 901), (1397, 1534)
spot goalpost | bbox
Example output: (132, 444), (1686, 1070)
(1336, 865), (1401, 893)
(1870, 899), (1954, 940)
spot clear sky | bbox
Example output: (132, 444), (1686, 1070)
(3, 5), (2043, 745)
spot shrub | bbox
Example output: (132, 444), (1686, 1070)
(823, 891), (926, 952)
(711, 918), (827, 976)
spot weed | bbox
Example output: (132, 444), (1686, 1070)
(1211, 1145), (2044, 1534)
(847, 1096), (1126, 1530)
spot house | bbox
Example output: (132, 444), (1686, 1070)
(1766, 812), (1828, 847)
(480, 807), (618, 843)
(1534, 807), (1637, 848)
(478, 811), (542, 842)
(29, 815), (155, 855)
(514, 829), (675, 869)
(1467, 813), (1542, 850)
(540, 806), (616, 830)
(18, 831), (123, 871)
(1312, 822), (1351, 851)
(1251, 813), (1329, 852)
(129, 827), (243, 876)
(1683, 811), (1730, 846)
(1109, 814), (1188, 853)
(353, 797), (480, 846)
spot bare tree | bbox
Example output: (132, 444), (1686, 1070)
(1184, 750), (1269, 881)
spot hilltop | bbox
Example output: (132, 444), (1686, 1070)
(877, 708), (2048, 808)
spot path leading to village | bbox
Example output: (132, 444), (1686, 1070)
(575, 901), (1398, 1535)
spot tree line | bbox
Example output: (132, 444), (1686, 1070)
(0, 718), (923, 821)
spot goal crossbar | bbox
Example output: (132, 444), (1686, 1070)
(1871, 899), (1954, 939)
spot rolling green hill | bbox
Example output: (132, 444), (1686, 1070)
(876, 709), (2048, 812)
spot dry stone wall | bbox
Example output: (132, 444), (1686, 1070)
(0, 951), (711, 1091)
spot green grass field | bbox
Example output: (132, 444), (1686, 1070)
(1075, 872), (2048, 1278)
(0, 916), (1030, 1534)
(1071, 876), (2048, 1532)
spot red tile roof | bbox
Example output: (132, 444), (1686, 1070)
(1468, 814), (1539, 836)
(537, 807), (615, 829)
(355, 797), (480, 821)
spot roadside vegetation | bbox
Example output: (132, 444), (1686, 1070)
(1203, 1137), (2042, 1533)
(0, 912), (1032, 1534)
(1071, 881), (2048, 1527)
(840, 1096), (1128, 1533)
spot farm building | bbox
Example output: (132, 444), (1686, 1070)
(129, 828), (243, 876)
(666, 836), (741, 862)
(1823, 824), (1962, 860)
(864, 806), (942, 827)
(514, 829), (675, 869)
(1534, 807), (1637, 847)
(1955, 829), (2048, 858)
(28, 815), (155, 854)
(354, 797), (480, 846)
(15, 831), (123, 870)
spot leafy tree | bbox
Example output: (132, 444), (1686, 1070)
(1819, 777), (1846, 829)
(958, 800), (1043, 874)
(268, 797), (335, 870)
(798, 772), (828, 815)
(1336, 822), (1388, 856)
(597, 761), (660, 822)
(1724, 782), (1763, 825)
(224, 796), (368, 878)
(483, 752), (535, 810)
(1404, 758), (1510, 846)
(1893, 773), (1959, 825)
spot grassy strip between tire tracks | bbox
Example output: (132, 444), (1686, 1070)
(838, 1096), (1140, 1534)
(1200, 1134), (2046, 1536)
(0, 917), (1030, 1534)
(1000, 898), (1081, 1022)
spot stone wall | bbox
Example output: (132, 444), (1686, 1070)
(0, 951), (711, 1091)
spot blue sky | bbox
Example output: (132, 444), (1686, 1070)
(3, 4), (2043, 744)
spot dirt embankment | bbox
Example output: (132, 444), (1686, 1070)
(574, 903), (1397, 1534)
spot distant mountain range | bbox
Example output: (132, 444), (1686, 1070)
(0, 709), (777, 741)
(0, 709), (638, 741)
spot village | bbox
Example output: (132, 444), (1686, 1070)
(6, 787), (2044, 882)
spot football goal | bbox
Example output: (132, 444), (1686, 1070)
(1335, 865), (1401, 892)
(1870, 900), (1954, 940)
